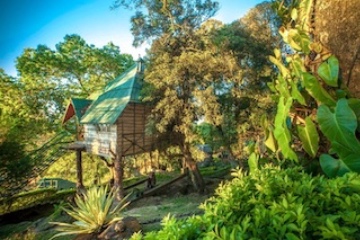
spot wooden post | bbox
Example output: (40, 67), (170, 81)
(114, 118), (125, 200)
(114, 153), (125, 200)
(76, 150), (85, 194)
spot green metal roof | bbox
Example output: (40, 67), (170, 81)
(62, 98), (92, 124)
(80, 64), (143, 124)
(71, 98), (93, 120)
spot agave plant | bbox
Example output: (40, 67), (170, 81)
(50, 185), (129, 239)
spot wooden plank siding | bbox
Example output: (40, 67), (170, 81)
(83, 102), (154, 158)
(116, 103), (154, 156)
(83, 124), (117, 158)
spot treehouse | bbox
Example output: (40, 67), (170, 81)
(63, 59), (154, 156)
(62, 59), (155, 193)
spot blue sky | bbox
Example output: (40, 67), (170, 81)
(0, 0), (264, 76)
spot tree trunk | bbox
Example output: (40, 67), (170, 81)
(75, 150), (85, 195)
(182, 143), (205, 193)
(114, 154), (125, 200)
(312, 0), (360, 97)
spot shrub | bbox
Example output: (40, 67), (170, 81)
(50, 186), (129, 239)
(134, 165), (360, 239)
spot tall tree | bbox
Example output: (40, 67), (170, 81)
(0, 36), (134, 196)
(16, 34), (134, 130)
(205, 2), (280, 161)
(0, 69), (37, 196)
(114, 0), (225, 193)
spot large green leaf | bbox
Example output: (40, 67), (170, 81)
(317, 99), (360, 174)
(248, 153), (259, 174)
(318, 56), (339, 87)
(302, 72), (336, 107)
(274, 97), (298, 161)
(280, 28), (310, 53)
(297, 117), (319, 158)
(318, 99), (358, 147)
(320, 154), (350, 178)
(275, 75), (291, 100)
(265, 130), (277, 152)
(290, 29), (311, 54)
(290, 81), (306, 105)
(290, 54), (306, 79)
(348, 98), (360, 132)
(331, 141), (360, 172)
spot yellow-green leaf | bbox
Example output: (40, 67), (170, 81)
(318, 56), (339, 87)
(297, 117), (319, 158)
(265, 130), (277, 152)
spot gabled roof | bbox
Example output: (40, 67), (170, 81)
(80, 63), (144, 124)
(62, 98), (93, 124)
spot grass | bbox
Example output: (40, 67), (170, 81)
(0, 193), (209, 239)
(123, 193), (208, 232)
(0, 188), (75, 216)
(0, 215), (73, 240)
(0, 167), (228, 239)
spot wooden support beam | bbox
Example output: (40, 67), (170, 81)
(124, 178), (148, 191)
(76, 150), (85, 195)
(138, 171), (189, 199)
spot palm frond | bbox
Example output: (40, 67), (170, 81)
(50, 185), (130, 239)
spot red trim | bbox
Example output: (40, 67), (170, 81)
(62, 103), (75, 124)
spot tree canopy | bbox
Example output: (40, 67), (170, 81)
(0, 35), (134, 196)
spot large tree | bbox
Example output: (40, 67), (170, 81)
(16, 34), (134, 129)
(203, 2), (280, 162)
(114, 0), (227, 193)
(0, 36), (134, 196)
(0, 70), (35, 196)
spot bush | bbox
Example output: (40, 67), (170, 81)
(134, 165), (360, 239)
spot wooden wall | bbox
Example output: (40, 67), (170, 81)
(83, 124), (117, 158)
(83, 103), (154, 158)
(116, 103), (154, 156)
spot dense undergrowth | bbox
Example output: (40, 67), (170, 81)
(132, 165), (360, 239)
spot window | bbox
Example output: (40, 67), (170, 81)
(96, 124), (111, 132)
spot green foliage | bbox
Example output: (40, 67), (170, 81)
(274, 97), (298, 161)
(0, 35), (133, 196)
(16, 34), (134, 127)
(134, 166), (360, 239)
(44, 152), (113, 187)
(269, 0), (360, 176)
(113, 0), (220, 47)
(0, 141), (30, 180)
(207, 2), (279, 161)
(248, 152), (259, 173)
(0, 188), (74, 215)
(318, 99), (360, 177)
(199, 165), (231, 178)
(302, 72), (336, 107)
(297, 117), (319, 158)
(0, 71), (40, 186)
(318, 56), (339, 87)
(51, 186), (129, 239)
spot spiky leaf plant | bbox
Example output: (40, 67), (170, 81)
(50, 185), (129, 239)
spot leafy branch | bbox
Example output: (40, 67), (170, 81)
(268, 0), (360, 177)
